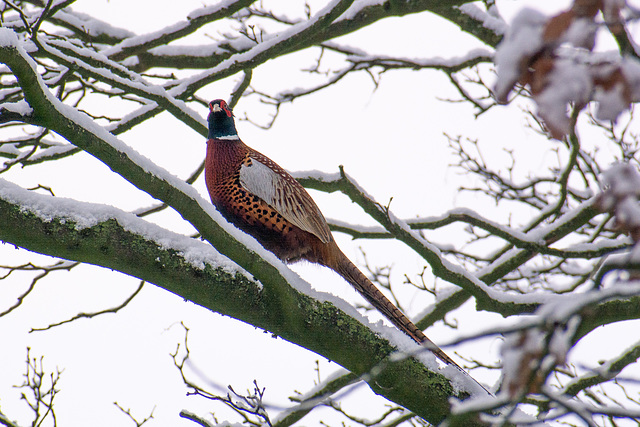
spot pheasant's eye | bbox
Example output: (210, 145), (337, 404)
(221, 101), (233, 117)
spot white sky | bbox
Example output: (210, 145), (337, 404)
(3, 1), (640, 426)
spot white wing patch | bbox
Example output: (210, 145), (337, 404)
(239, 158), (279, 201)
(239, 157), (332, 243)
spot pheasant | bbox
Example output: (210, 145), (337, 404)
(204, 99), (456, 366)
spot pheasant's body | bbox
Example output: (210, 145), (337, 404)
(206, 139), (331, 263)
(204, 99), (457, 367)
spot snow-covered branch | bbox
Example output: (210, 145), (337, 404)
(563, 339), (640, 397)
(494, 1), (640, 139)
(0, 177), (484, 424)
(327, 208), (627, 259)
(298, 167), (608, 318)
(104, 0), (255, 61)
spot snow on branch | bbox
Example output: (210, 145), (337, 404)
(32, 33), (207, 136)
(171, 0), (356, 95)
(445, 279), (640, 423)
(0, 177), (484, 416)
(325, 207), (628, 260)
(0, 0), (506, 141)
(457, 3), (508, 36)
(494, 0), (640, 139)
(344, 48), (492, 72)
(596, 163), (640, 240)
(2, 2), (359, 140)
(297, 162), (620, 347)
(0, 178), (238, 272)
(562, 339), (640, 397)
(298, 166), (590, 315)
(103, 0), (255, 61)
(49, 10), (135, 43)
(248, 47), (494, 114)
(594, 163), (640, 282)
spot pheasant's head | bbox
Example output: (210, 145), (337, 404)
(208, 99), (238, 140)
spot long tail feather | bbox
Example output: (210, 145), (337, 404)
(331, 250), (458, 367)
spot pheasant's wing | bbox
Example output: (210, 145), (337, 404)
(239, 154), (332, 244)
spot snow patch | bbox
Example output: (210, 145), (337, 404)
(0, 178), (241, 274)
(0, 26), (20, 46)
(0, 99), (33, 115)
(53, 10), (135, 39)
(28, 144), (78, 162)
(534, 56), (592, 136)
(289, 169), (341, 182)
(457, 3), (508, 35)
(494, 8), (547, 102)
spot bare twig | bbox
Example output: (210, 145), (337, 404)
(30, 280), (145, 332)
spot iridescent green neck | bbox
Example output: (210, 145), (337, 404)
(208, 113), (238, 139)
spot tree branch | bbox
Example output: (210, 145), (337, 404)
(0, 180), (484, 425)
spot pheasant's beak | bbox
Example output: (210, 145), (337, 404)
(211, 103), (223, 113)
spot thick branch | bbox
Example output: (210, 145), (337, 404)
(415, 198), (599, 325)
(0, 185), (480, 426)
(106, 0), (256, 61)
(328, 210), (625, 259)
(563, 341), (640, 397)
(299, 167), (537, 315)
(124, 0), (503, 72)
(298, 168), (601, 318)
